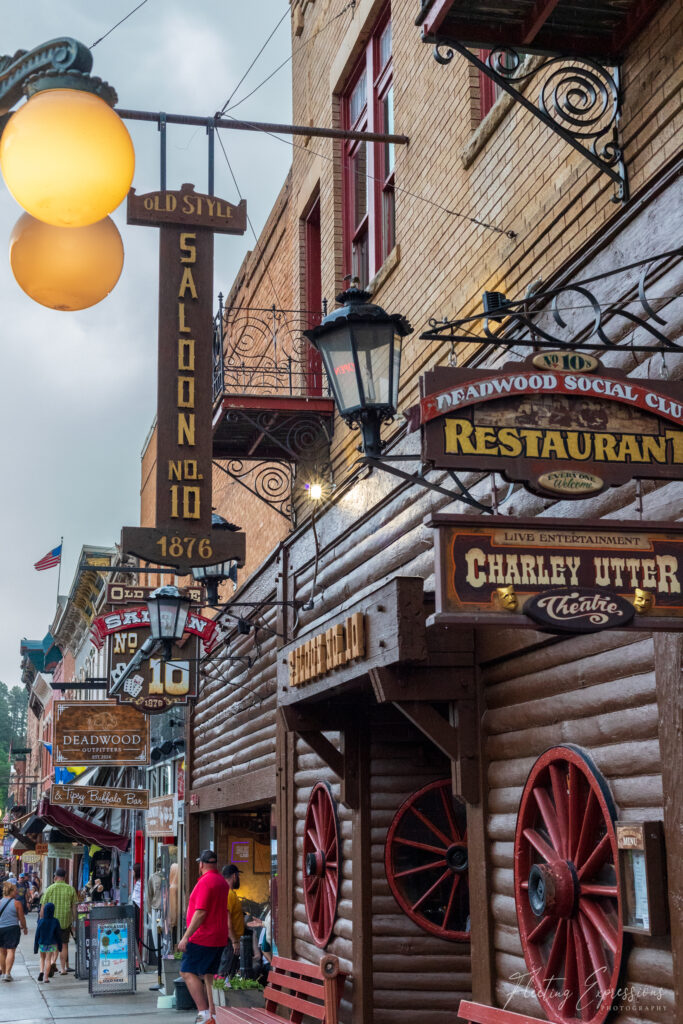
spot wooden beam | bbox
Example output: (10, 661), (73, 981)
(450, 699), (480, 805)
(340, 715), (360, 811)
(392, 700), (460, 760)
(279, 706), (344, 779)
(653, 632), (683, 1012)
(350, 713), (373, 1022)
(187, 764), (276, 813)
(369, 664), (474, 703)
(521, 0), (562, 44)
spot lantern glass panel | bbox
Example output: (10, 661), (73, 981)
(352, 321), (397, 409)
(318, 327), (362, 416)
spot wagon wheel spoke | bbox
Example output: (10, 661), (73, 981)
(543, 919), (565, 984)
(411, 868), (452, 913)
(306, 827), (320, 850)
(579, 897), (618, 954)
(409, 804), (453, 848)
(578, 911), (610, 999)
(523, 827), (561, 864)
(572, 920), (594, 1018)
(394, 859), (448, 879)
(533, 786), (564, 857)
(439, 783), (462, 842)
(443, 874), (461, 929)
(568, 761), (582, 861)
(549, 763), (569, 858)
(393, 836), (448, 856)
(528, 914), (554, 943)
(577, 833), (611, 882)
(574, 789), (600, 871)
(580, 883), (618, 898)
(561, 921), (578, 1017)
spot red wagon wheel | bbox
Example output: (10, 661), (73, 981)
(303, 782), (341, 948)
(514, 745), (624, 1024)
(385, 778), (469, 941)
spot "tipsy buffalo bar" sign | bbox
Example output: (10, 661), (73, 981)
(413, 357), (683, 499)
(121, 184), (246, 573)
(429, 515), (683, 633)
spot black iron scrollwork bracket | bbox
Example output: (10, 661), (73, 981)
(0, 38), (116, 130)
(430, 39), (627, 203)
(421, 249), (681, 354)
(361, 454), (512, 514)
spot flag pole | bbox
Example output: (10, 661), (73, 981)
(56, 535), (64, 603)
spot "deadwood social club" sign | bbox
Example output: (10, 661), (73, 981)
(121, 183), (246, 574)
(413, 356), (683, 499)
(53, 702), (150, 766)
(429, 515), (683, 633)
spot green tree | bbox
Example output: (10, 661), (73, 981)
(0, 683), (29, 812)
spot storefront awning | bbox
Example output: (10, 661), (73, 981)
(21, 814), (48, 835)
(37, 799), (130, 853)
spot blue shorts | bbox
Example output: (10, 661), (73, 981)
(180, 941), (223, 978)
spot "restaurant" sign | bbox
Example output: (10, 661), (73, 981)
(413, 357), (683, 499)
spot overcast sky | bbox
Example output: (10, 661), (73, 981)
(0, 1), (293, 685)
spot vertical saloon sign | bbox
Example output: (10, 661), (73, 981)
(121, 184), (247, 573)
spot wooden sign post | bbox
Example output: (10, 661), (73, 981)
(121, 183), (247, 573)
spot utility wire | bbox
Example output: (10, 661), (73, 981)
(218, 7), (291, 115)
(222, 0), (357, 115)
(218, 112), (515, 238)
(91, 0), (150, 49)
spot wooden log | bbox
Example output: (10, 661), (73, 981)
(485, 671), (657, 735)
(487, 739), (661, 788)
(482, 631), (651, 690)
(373, 971), (472, 990)
(489, 841), (514, 868)
(493, 923), (524, 957)
(372, 954), (472, 972)
(491, 894), (518, 928)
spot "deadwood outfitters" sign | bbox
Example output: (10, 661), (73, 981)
(53, 702), (150, 766)
(429, 515), (683, 633)
(413, 357), (683, 498)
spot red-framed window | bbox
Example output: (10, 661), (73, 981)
(342, 8), (394, 288)
(304, 196), (323, 396)
(479, 49), (517, 119)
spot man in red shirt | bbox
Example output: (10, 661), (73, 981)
(179, 850), (230, 1024)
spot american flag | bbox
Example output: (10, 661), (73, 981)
(34, 544), (62, 571)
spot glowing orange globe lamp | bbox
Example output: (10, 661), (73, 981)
(0, 86), (135, 227)
(9, 213), (124, 311)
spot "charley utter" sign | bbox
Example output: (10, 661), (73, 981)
(429, 515), (683, 633)
(413, 357), (683, 499)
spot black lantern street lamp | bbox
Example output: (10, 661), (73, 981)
(146, 585), (191, 661)
(304, 281), (412, 457)
(191, 514), (239, 605)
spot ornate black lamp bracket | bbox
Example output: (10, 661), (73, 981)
(431, 39), (627, 203)
(214, 457), (295, 522)
(0, 38), (116, 128)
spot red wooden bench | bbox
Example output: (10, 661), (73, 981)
(458, 1000), (546, 1024)
(215, 953), (346, 1024)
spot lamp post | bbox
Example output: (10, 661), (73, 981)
(146, 586), (191, 661)
(191, 514), (240, 605)
(304, 280), (412, 457)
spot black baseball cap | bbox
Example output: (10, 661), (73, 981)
(196, 849), (218, 864)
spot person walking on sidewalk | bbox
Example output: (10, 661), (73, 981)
(34, 902), (62, 982)
(40, 868), (77, 976)
(0, 881), (28, 982)
(178, 850), (229, 1024)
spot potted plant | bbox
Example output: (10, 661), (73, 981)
(161, 951), (183, 994)
(223, 974), (264, 1009)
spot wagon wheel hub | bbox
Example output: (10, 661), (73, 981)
(446, 842), (468, 874)
(306, 849), (326, 878)
(528, 860), (578, 919)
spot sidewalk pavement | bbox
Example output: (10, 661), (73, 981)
(2, 930), (198, 1024)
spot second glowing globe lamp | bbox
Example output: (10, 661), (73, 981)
(0, 86), (135, 228)
(9, 213), (124, 311)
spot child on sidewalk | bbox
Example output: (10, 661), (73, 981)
(34, 902), (62, 982)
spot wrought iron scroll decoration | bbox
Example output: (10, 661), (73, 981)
(0, 38), (115, 120)
(431, 40), (627, 202)
(214, 457), (294, 522)
(420, 250), (682, 353)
